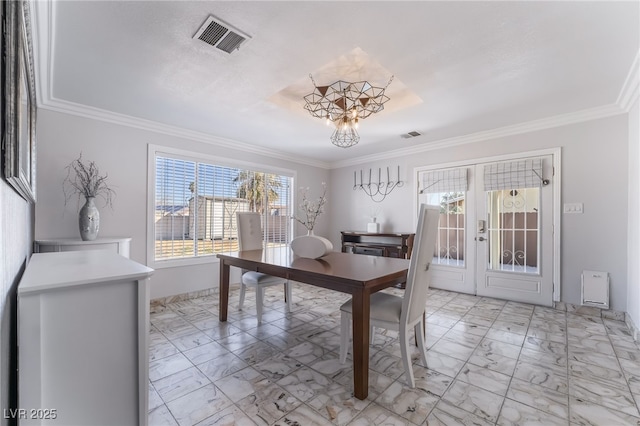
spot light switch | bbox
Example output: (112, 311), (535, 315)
(563, 203), (583, 214)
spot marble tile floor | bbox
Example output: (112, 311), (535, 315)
(148, 283), (640, 426)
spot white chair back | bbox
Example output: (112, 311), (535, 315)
(236, 212), (263, 251)
(401, 204), (440, 327)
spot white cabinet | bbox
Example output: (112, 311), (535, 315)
(34, 237), (132, 258)
(18, 251), (153, 425)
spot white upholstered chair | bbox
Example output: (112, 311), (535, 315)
(339, 204), (440, 388)
(236, 212), (292, 324)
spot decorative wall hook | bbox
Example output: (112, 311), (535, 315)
(353, 166), (404, 202)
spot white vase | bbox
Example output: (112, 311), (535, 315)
(291, 231), (333, 259)
(79, 196), (100, 241)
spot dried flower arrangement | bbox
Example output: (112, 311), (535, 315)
(294, 182), (327, 232)
(63, 153), (115, 208)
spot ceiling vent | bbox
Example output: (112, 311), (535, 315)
(193, 15), (251, 54)
(400, 131), (422, 139)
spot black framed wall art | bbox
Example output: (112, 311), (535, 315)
(3, 0), (37, 202)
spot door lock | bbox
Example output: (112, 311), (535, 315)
(475, 236), (486, 241)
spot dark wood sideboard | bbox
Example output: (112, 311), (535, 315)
(341, 231), (415, 260)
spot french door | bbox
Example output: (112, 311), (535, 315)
(417, 153), (556, 306)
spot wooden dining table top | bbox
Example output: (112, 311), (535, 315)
(217, 247), (410, 293)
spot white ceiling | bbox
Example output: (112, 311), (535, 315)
(32, 1), (639, 168)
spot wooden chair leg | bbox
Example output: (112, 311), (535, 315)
(285, 282), (292, 313)
(339, 312), (349, 364)
(239, 284), (246, 310)
(256, 287), (264, 325)
(400, 324), (416, 388)
(414, 311), (426, 346)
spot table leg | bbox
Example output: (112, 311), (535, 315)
(219, 260), (230, 322)
(351, 288), (370, 400)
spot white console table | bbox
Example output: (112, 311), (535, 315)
(18, 250), (153, 425)
(34, 237), (132, 258)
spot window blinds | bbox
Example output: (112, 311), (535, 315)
(484, 158), (543, 191)
(420, 168), (468, 194)
(155, 157), (195, 260)
(154, 155), (292, 261)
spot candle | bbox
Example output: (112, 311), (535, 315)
(387, 167), (390, 183)
(397, 165), (400, 182)
(378, 168), (381, 184)
(354, 171), (356, 187)
(369, 169), (371, 184)
(360, 170), (363, 186)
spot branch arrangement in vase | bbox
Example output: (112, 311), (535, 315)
(63, 153), (116, 241)
(294, 182), (327, 233)
(63, 153), (116, 208)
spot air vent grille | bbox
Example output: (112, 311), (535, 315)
(400, 131), (422, 139)
(216, 32), (246, 53)
(198, 21), (228, 46)
(193, 15), (251, 54)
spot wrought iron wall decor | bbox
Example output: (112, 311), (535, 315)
(353, 166), (403, 203)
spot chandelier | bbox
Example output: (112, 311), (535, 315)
(304, 74), (393, 148)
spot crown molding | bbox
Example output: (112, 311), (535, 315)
(39, 98), (332, 169)
(330, 103), (624, 169)
(31, 0), (53, 108)
(617, 49), (640, 112)
(334, 48), (638, 168)
(35, 82), (627, 173)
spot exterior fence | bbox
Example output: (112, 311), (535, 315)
(156, 197), (290, 243)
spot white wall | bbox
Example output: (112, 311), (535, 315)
(35, 110), (330, 299)
(628, 98), (640, 332)
(329, 114), (629, 312)
(34, 109), (631, 312)
(0, 181), (34, 426)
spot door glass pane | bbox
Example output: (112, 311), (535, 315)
(425, 191), (465, 267)
(486, 188), (540, 274)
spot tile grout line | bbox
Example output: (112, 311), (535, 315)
(149, 288), (640, 425)
(160, 292), (369, 425)
(565, 306), (573, 425)
(493, 301), (531, 426)
(603, 317), (640, 417)
(428, 294), (504, 424)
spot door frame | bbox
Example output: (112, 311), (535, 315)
(413, 147), (562, 302)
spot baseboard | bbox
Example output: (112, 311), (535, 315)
(151, 287), (636, 342)
(625, 313), (639, 342)
(150, 286), (226, 312)
(554, 301), (626, 321)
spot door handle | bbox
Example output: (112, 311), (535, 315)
(475, 236), (486, 241)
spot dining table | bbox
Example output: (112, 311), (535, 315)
(217, 247), (410, 400)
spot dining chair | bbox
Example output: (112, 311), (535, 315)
(236, 212), (292, 324)
(339, 204), (440, 388)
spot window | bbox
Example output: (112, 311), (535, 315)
(150, 148), (293, 266)
(424, 191), (466, 266)
(418, 167), (468, 267)
(484, 158), (543, 274)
